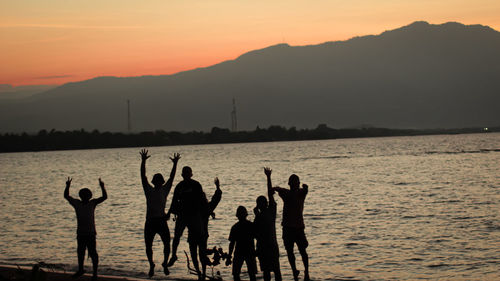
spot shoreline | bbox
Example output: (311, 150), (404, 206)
(0, 264), (194, 281)
(0, 126), (497, 153)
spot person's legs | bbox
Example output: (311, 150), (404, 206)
(168, 218), (186, 266)
(245, 256), (257, 281)
(189, 242), (201, 280)
(283, 228), (299, 281)
(298, 246), (309, 281)
(73, 236), (86, 277)
(263, 270), (271, 281)
(158, 222), (171, 275)
(274, 267), (283, 281)
(87, 235), (99, 280)
(232, 255), (243, 281)
(199, 238), (208, 280)
(297, 228), (309, 281)
(144, 222), (156, 277)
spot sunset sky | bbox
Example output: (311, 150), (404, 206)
(1, 0), (499, 86)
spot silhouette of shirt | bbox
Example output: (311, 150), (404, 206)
(169, 179), (204, 218)
(229, 220), (256, 257)
(67, 198), (98, 235)
(275, 188), (308, 228)
(254, 200), (278, 250)
(142, 182), (172, 219)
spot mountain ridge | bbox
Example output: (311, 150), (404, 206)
(1, 21), (499, 133)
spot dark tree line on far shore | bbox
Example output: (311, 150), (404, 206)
(0, 124), (496, 153)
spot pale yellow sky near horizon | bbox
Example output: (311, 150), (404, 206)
(1, 0), (499, 86)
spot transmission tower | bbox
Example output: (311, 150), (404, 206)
(127, 99), (132, 133)
(231, 98), (237, 132)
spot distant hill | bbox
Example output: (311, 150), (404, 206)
(1, 21), (499, 133)
(0, 84), (57, 100)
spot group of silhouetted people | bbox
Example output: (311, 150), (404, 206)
(64, 149), (310, 281)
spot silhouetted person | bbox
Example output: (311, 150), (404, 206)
(64, 177), (107, 281)
(227, 206), (257, 281)
(273, 174), (309, 281)
(140, 149), (180, 277)
(253, 168), (282, 281)
(166, 166), (206, 280)
(198, 177), (223, 279)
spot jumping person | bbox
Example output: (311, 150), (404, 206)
(227, 206), (257, 281)
(253, 168), (282, 281)
(140, 149), (180, 277)
(273, 174), (310, 281)
(64, 177), (107, 281)
(166, 166), (206, 280)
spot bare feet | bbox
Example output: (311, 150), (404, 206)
(148, 263), (155, 277)
(71, 270), (85, 278)
(293, 270), (300, 281)
(161, 262), (170, 276)
(167, 255), (177, 267)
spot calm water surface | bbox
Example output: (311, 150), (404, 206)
(0, 133), (499, 280)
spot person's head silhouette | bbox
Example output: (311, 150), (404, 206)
(182, 166), (193, 180)
(236, 206), (248, 221)
(151, 173), (165, 187)
(288, 174), (300, 190)
(256, 195), (268, 211)
(79, 188), (92, 202)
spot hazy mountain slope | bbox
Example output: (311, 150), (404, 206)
(1, 21), (499, 133)
(0, 85), (57, 100)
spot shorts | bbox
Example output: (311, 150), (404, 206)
(282, 226), (308, 249)
(145, 217), (170, 242)
(77, 234), (97, 256)
(232, 254), (257, 276)
(174, 215), (205, 244)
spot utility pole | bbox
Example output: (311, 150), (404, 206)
(127, 99), (131, 133)
(231, 98), (237, 132)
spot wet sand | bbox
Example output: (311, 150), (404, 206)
(0, 264), (194, 281)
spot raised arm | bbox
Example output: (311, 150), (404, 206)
(140, 149), (151, 188)
(264, 167), (275, 204)
(165, 153), (180, 188)
(302, 183), (309, 196)
(94, 178), (108, 204)
(64, 177), (73, 200)
(209, 177), (222, 215)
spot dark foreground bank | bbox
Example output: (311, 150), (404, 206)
(0, 264), (153, 281)
(0, 125), (497, 153)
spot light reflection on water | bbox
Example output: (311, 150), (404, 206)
(0, 133), (499, 280)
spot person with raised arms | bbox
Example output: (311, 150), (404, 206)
(64, 177), (107, 281)
(253, 167), (282, 281)
(139, 149), (180, 277)
(273, 173), (310, 281)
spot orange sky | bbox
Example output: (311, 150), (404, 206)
(1, 0), (500, 86)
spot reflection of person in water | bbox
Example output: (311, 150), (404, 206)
(254, 168), (282, 281)
(273, 174), (310, 281)
(140, 149), (180, 277)
(227, 206), (257, 281)
(64, 177), (107, 281)
(167, 166), (206, 280)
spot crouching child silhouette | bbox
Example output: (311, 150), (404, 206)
(64, 177), (108, 281)
(227, 206), (257, 281)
